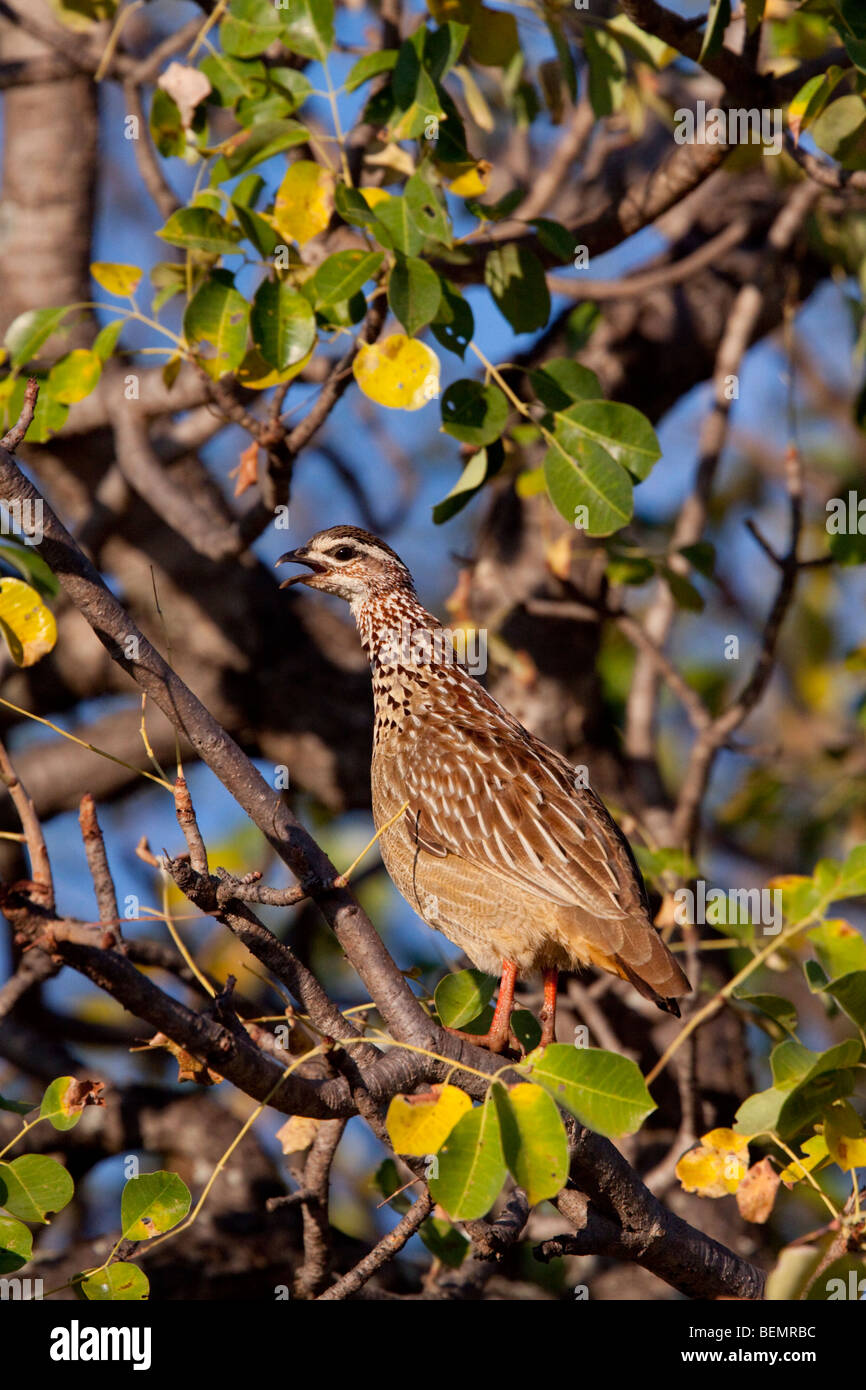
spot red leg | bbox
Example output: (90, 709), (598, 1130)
(446, 959), (517, 1054)
(539, 967), (558, 1047)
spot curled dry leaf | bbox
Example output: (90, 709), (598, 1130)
(276, 1114), (323, 1154)
(735, 1157), (780, 1224)
(231, 441), (259, 497)
(157, 62), (212, 129)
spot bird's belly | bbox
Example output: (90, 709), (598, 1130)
(372, 764), (574, 978)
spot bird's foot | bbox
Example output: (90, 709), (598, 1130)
(444, 1022), (519, 1056)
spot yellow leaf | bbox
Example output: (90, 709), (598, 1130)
(360, 188), (391, 210)
(545, 533), (573, 581)
(779, 1133), (829, 1186)
(235, 345), (314, 389)
(676, 1129), (750, 1197)
(48, 349), (102, 405)
(90, 262), (142, 297)
(276, 1115), (323, 1154)
(386, 1083), (472, 1156)
(448, 162), (491, 198)
(0, 578), (57, 668)
(353, 335), (440, 411)
(703, 1128), (751, 1157)
(274, 161), (335, 247)
(824, 1101), (866, 1173)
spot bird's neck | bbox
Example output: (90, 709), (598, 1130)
(352, 588), (450, 734)
(353, 587), (440, 665)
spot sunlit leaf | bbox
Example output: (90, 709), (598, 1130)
(352, 334), (439, 411)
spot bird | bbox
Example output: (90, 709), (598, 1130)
(277, 525), (689, 1052)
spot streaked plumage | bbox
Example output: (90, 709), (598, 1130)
(278, 526), (689, 1046)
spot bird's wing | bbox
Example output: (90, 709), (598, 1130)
(392, 675), (648, 923)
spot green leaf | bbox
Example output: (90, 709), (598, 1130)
(419, 1216), (469, 1268)
(0, 1155), (74, 1224)
(529, 360), (602, 410)
(425, 21), (469, 81)
(510, 1010), (542, 1053)
(829, 530), (866, 566)
(0, 544), (58, 600)
(374, 196), (425, 256)
(0, 1214), (32, 1275)
(532, 218), (576, 265)
(734, 1086), (785, 1136)
(48, 349), (102, 405)
(310, 251), (383, 308)
(40, 1077), (85, 1131)
(149, 88), (184, 158)
(220, 0), (284, 58)
(661, 566), (704, 613)
(583, 29), (626, 117)
(699, 0), (732, 62)
(485, 245), (550, 333)
(388, 257), (442, 337)
(493, 1082), (568, 1205)
(158, 208), (242, 255)
(434, 969), (496, 1028)
(80, 1262), (149, 1301)
(606, 555), (655, 586)
(731, 990), (798, 1035)
(404, 170), (451, 246)
(432, 444), (502, 524)
(788, 67), (845, 142)
(812, 95), (866, 171)
(200, 53), (267, 108)
(4, 308), (70, 369)
(335, 182), (380, 229)
(557, 399), (661, 481)
(744, 0), (765, 34)
(465, 188), (524, 223)
(250, 279), (316, 370)
(18, 386), (68, 445)
(221, 119), (308, 176)
(0, 1093), (34, 1115)
(92, 318), (124, 362)
(679, 540), (716, 578)
(232, 202), (279, 258)
(390, 41), (444, 139)
(440, 379), (508, 447)
(544, 424), (633, 537)
(184, 273), (250, 378)
(520, 1044), (655, 1138)
(808, 918), (866, 978)
(821, 971), (866, 1028)
(431, 281), (474, 359)
(281, 0), (334, 62)
(345, 49), (398, 93)
(428, 1096), (506, 1220)
(120, 1171), (191, 1240)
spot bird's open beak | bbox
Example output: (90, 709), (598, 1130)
(275, 550), (326, 589)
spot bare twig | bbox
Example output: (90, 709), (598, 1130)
(317, 1190), (433, 1301)
(78, 793), (119, 931)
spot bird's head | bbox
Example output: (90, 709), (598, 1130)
(276, 526), (415, 607)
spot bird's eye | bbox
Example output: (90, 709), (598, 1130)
(333, 546), (356, 562)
